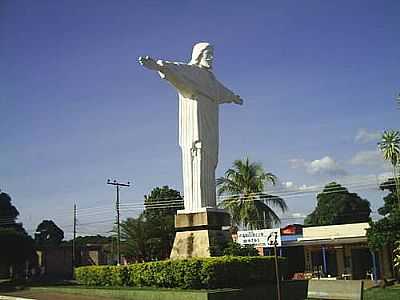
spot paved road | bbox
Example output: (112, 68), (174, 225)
(1, 291), (104, 300)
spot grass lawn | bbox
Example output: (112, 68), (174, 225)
(2, 283), (400, 300)
(3, 286), (237, 300)
(364, 284), (400, 300)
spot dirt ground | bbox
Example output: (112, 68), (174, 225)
(1, 290), (107, 300)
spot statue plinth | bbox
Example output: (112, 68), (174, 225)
(170, 208), (232, 259)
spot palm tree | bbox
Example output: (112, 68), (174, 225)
(378, 130), (400, 204)
(120, 215), (152, 262)
(216, 158), (287, 229)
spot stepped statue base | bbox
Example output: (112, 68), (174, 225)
(170, 208), (232, 259)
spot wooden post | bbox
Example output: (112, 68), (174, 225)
(274, 243), (282, 300)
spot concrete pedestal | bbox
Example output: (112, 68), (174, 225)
(170, 209), (232, 259)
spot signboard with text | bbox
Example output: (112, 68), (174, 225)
(237, 228), (281, 247)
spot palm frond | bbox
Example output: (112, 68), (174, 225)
(259, 194), (288, 212)
(254, 200), (281, 226)
(216, 157), (287, 229)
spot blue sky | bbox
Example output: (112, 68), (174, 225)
(1, 0), (399, 237)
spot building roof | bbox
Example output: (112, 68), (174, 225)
(296, 222), (369, 246)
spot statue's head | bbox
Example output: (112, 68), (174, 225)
(189, 42), (213, 69)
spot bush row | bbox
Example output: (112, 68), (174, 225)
(75, 256), (287, 289)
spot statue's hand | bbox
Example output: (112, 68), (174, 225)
(234, 95), (244, 105)
(138, 56), (160, 71)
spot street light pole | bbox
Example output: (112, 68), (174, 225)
(107, 179), (130, 265)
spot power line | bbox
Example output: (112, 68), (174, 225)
(5, 177), (395, 237)
(12, 177), (391, 222)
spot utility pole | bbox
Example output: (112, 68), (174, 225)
(72, 203), (77, 275)
(107, 179), (130, 265)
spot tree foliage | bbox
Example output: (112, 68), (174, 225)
(69, 235), (112, 246)
(377, 178), (398, 216)
(0, 192), (26, 233)
(304, 182), (371, 226)
(0, 192), (36, 274)
(0, 228), (36, 266)
(378, 130), (400, 203)
(379, 130), (400, 166)
(367, 209), (400, 250)
(0, 192), (19, 221)
(367, 128), (400, 268)
(394, 241), (400, 271)
(120, 186), (183, 261)
(217, 158), (287, 229)
(120, 214), (150, 262)
(222, 242), (259, 256)
(35, 220), (64, 247)
(367, 178), (400, 250)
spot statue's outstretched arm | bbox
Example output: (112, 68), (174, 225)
(232, 95), (244, 105)
(218, 83), (244, 105)
(138, 56), (163, 72)
(139, 57), (198, 98)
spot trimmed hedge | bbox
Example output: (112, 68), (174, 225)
(75, 256), (286, 289)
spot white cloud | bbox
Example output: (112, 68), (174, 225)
(271, 180), (320, 193)
(288, 159), (307, 169)
(350, 150), (391, 170)
(298, 184), (319, 191)
(283, 181), (294, 189)
(270, 180), (298, 192)
(289, 156), (347, 177)
(308, 156), (347, 176)
(291, 212), (307, 218)
(308, 156), (341, 175)
(354, 129), (381, 144)
(350, 150), (381, 165)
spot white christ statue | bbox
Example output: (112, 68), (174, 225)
(139, 42), (243, 213)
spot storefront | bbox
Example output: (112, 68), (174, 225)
(237, 222), (394, 280)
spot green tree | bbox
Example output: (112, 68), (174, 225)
(34, 220), (64, 247)
(0, 192), (36, 277)
(120, 214), (151, 262)
(0, 228), (36, 273)
(377, 178), (398, 216)
(367, 209), (400, 250)
(367, 178), (400, 251)
(367, 178), (400, 276)
(0, 192), (25, 233)
(222, 242), (259, 256)
(304, 182), (371, 226)
(143, 186), (183, 259)
(120, 186), (183, 261)
(394, 241), (400, 272)
(0, 192), (19, 222)
(378, 130), (400, 203)
(70, 235), (112, 246)
(217, 158), (287, 229)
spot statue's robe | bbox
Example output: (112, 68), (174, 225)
(157, 60), (238, 212)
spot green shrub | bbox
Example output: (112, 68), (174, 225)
(222, 242), (260, 256)
(74, 265), (128, 286)
(75, 256), (286, 289)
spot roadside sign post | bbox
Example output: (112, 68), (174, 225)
(268, 232), (281, 300)
(237, 228), (282, 300)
